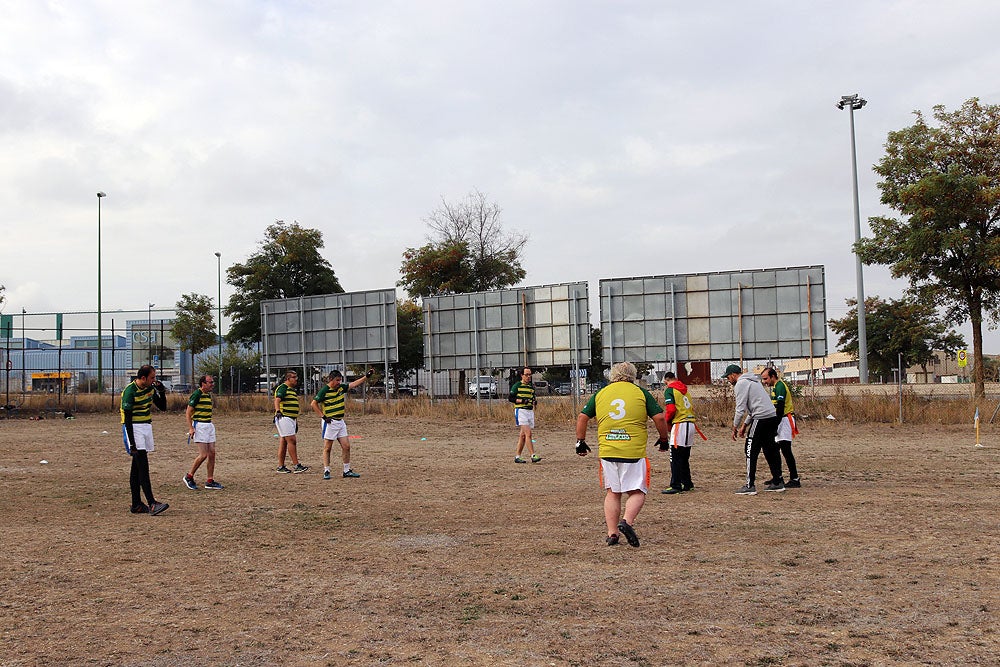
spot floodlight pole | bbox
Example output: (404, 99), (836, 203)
(837, 94), (869, 384)
(215, 251), (222, 383)
(148, 303), (155, 365)
(96, 192), (106, 393)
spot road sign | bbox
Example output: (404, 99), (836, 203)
(957, 349), (967, 367)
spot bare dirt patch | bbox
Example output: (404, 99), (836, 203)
(0, 413), (996, 666)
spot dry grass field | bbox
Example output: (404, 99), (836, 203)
(0, 407), (997, 666)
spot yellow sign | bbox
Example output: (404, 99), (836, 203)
(957, 350), (967, 368)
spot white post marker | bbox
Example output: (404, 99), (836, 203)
(975, 407), (984, 448)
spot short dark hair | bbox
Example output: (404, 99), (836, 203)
(762, 368), (777, 379)
(664, 372), (676, 379)
(198, 375), (212, 387)
(328, 370), (343, 381)
(284, 370), (298, 380)
(137, 365), (155, 380)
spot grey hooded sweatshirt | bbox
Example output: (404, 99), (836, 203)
(732, 372), (777, 428)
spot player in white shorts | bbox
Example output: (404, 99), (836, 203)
(183, 375), (224, 490)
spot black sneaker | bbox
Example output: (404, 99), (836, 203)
(764, 480), (786, 492)
(605, 534), (620, 546)
(292, 464), (309, 474)
(343, 470), (360, 478)
(182, 475), (198, 490)
(149, 501), (169, 516)
(661, 487), (683, 495)
(681, 483), (695, 491)
(276, 466), (292, 474)
(735, 484), (757, 495)
(514, 456), (527, 463)
(204, 481), (224, 490)
(617, 520), (640, 547)
(785, 478), (801, 488)
(130, 503), (149, 514)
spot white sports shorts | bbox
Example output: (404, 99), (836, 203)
(321, 418), (348, 441)
(776, 414), (795, 441)
(669, 421), (696, 448)
(514, 408), (535, 428)
(122, 423), (155, 453)
(191, 421), (216, 444)
(275, 415), (298, 437)
(600, 458), (650, 494)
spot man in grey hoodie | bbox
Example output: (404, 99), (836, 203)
(723, 364), (784, 495)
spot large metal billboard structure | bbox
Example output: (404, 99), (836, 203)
(600, 266), (827, 364)
(261, 289), (398, 376)
(422, 282), (590, 372)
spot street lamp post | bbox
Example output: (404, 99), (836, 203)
(96, 192), (106, 393)
(215, 251), (222, 387)
(21, 308), (26, 394)
(148, 303), (155, 365)
(837, 94), (869, 384)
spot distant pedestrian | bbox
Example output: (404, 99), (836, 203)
(121, 364), (169, 515)
(575, 362), (671, 547)
(310, 369), (372, 480)
(508, 368), (541, 463)
(660, 371), (706, 494)
(274, 370), (308, 474)
(183, 375), (223, 491)
(723, 364), (783, 495)
(761, 367), (801, 488)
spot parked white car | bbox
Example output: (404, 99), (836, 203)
(468, 375), (498, 398)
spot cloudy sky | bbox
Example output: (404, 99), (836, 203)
(2, 1), (999, 351)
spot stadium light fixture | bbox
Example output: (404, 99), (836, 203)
(97, 192), (106, 393)
(215, 251), (222, 384)
(837, 93), (869, 384)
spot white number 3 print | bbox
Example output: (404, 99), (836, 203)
(608, 399), (626, 420)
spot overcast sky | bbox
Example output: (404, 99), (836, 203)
(3, 1), (999, 352)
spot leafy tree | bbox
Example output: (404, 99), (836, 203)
(399, 190), (527, 297)
(829, 296), (965, 382)
(225, 221), (344, 346)
(391, 299), (424, 386)
(856, 98), (1000, 398)
(197, 344), (262, 393)
(172, 293), (217, 387)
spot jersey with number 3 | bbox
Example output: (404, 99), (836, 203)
(581, 382), (663, 459)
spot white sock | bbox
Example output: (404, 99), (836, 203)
(343, 463), (351, 473)
(324, 467), (331, 473)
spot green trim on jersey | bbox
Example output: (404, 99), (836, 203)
(770, 379), (794, 416)
(663, 386), (696, 423)
(581, 382), (662, 459)
(120, 382), (154, 424)
(314, 384), (348, 420)
(509, 381), (536, 408)
(188, 388), (213, 422)
(274, 383), (300, 417)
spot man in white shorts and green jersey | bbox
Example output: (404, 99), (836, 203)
(575, 362), (671, 547)
(761, 367), (801, 488)
(121, 364), (169, 516)
(274, 370), (308, 473)
(310, 369), (372, 480)
(508, 367), (541, 463)
(183, 375), (223, 490)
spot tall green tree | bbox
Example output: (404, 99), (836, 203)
(391, 299), (424, 385)
(225, 221), (344, 346)
(856, 98), (1000, 398)
(197, 344), (261, 393)
(829, 296), (965, 382)
(399, 190), (527, 297)
(172, 293), (217, 387)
